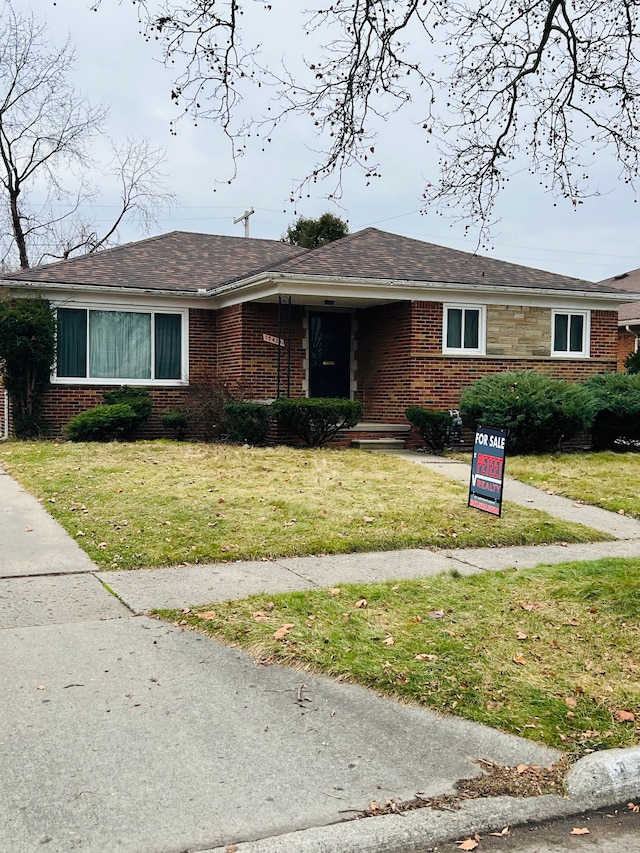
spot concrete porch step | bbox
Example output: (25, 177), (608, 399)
(350, 438), (407, 452)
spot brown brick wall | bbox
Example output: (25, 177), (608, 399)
(23, 300), (622, 439)
(355, 302), (618, 422)
(40, 308), (217, 438)
(618, 329), (638, 370)
(355, 302), (414, 421)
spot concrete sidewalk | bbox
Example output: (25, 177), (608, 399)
(1, 457), (639, 853)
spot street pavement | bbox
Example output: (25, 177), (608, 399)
(1, 452), (639, 853)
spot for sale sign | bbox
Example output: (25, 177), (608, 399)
(468, 426), (507, 517)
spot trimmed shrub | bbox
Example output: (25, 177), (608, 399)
(66, 404), (138, 442)
(582, 372), (640, 450)
(102, 386), (152, 429)
(161, 410), (188, 440)
(459, 371), (593, 454)
(224, 401), (272, 445)
(624, 349), (640, 375)
(405, 406), (455, 454)
(271, 397), (363, 447)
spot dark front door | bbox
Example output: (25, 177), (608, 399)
(309, 312), (351, 398)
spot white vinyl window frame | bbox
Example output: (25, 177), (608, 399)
(52, 304), (189, 386)
(551, 310), (590, 358)
(442, 303), (486, 355)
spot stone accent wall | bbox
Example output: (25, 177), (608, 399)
(486, 305), (550, 357)
(355, 301), (619, 423)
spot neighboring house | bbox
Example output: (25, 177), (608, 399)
(597, 269), (640, 370)
(0, 227), (631, 441)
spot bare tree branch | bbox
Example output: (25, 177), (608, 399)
(0, 2), (176, 269)
(109, 0), (640, 236)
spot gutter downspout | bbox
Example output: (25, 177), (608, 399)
(625, 325), (640, 352)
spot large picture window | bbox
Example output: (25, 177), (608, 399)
(552, 311), (589, 357)
(443, 305), (485, 354)
(56, 307), (186, 383)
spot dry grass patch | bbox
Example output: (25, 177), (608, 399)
(1, 441), (611, 569)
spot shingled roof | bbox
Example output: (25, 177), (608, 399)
(272, 228), (621, 293)
(5, 231), (306, 293)
(4, 226), (629, 296)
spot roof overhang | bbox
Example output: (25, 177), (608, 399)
(207, 271), (631, 310)
(1, 271), (630, 311)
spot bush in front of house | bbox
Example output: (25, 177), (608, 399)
(224, 401), (272, 445)
(66, 404), (139, 442)
(405, 406), (455, 454)
(161, 410), (188, 440)
(102, 386), (153, 429)
(271, 397), (363, 447)
(67, 388), (152, 442)
(459, 371), (593, 454)
(582, 372), (640, 450)
(624, 349), (640, 374)
(183, 377), (246, 442)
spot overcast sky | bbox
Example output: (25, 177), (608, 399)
(18, 0), (640, 281)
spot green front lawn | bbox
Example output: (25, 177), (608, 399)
(506, 451), (640, 519)
(160, 557), (640, 755)
(0, 441), (610, 569)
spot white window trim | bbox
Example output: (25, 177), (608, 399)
(551, 309), (590, 358)
(442, 303), (486, 355)
(52, 304), (190, 386)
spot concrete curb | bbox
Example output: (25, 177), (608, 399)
(566, 747), (640, 805)
(205, 750), (640, 853)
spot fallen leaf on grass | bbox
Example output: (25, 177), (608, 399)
(383, 635), (395, 646)
(200, 611), (217, 620)
(410, 615), (423, 623)
(363, 515), (375, 523)
(428, 609), (445, 619)
(570, 827), (590, 835)
(354, 598), (368, 609)
(456, 838), (479, 850)
(512, 654), (527, 666)
(415, 653), (439, 661)
(520, 601), (542, 611)
(565, 697), (577, 708)
(516, 631), (528, 640)
(614, 709), (636, 722)
(328, 588), (341, 596)
(273, 623), (295, 640)
(252, 611), (268, 622)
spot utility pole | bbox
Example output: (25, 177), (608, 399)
(233, 208), (255, 237)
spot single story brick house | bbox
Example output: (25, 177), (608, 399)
(0, 227), (632, 442)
